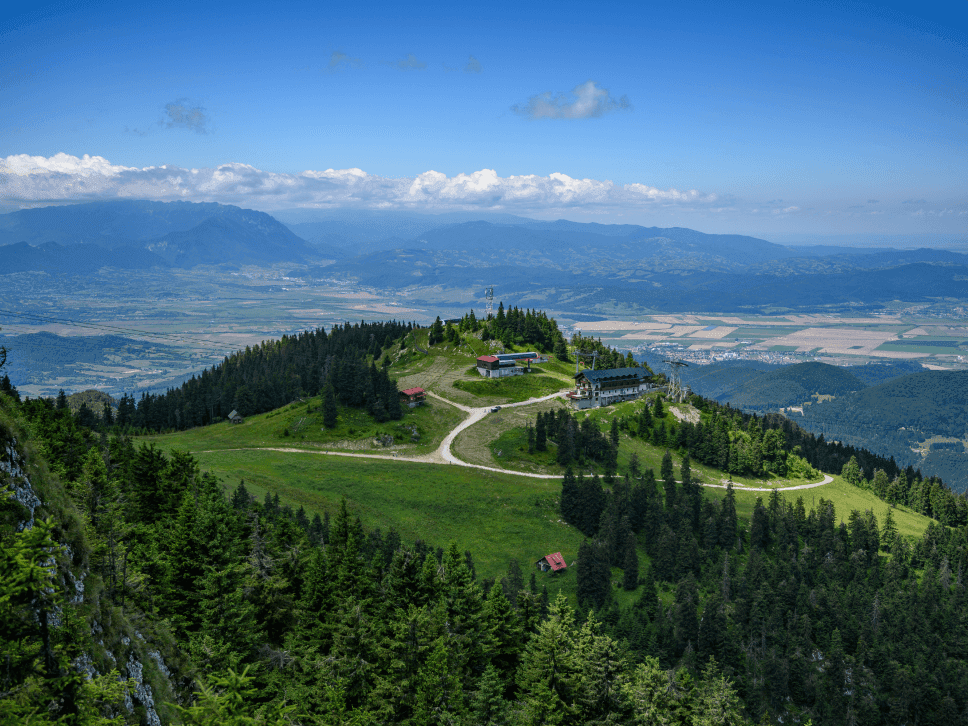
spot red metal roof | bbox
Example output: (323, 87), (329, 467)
(401, 387), (426, 396)
(545, 552), (567, 571)
(477, 355), (499, 363)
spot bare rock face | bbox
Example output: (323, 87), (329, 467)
(2, 418), (175, 725)
(1, 435), (42, 530)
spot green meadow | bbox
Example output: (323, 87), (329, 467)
(145, 393), (465, 456)
(140, 332), (940, 603)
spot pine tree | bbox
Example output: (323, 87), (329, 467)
(429, 316), (445, 345)
(622, 533), (639, 591)
(318, 383), (338, 430)
(718, 483), (738, 549)
(576, 540), (610, 609)
(535, 413), (547, 451)
(413, 637), (465, 726)
(483, 581), (523, 680)
(516, 593), (579, 725)
(469, 664), (511, 726)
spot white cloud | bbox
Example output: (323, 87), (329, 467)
(163, 101), (208, 133)
(393, 54), (426, 70)
(328, 50), (362, 71)
(0, 153), (721, 214)
(512, 80), (631, 119)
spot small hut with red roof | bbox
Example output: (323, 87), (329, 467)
(400, 387), (427, 406)
(535, 552), (567, 573)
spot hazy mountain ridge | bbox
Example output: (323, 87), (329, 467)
(6, 203), (968, 314)
(681, 359), (968, 490)
(0, 200), (316, 271)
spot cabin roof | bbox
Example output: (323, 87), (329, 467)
(576, 367), (645, 383)
(401, 387), (426, 396)
(541, 552), (567, 571)
(477, 355), (499, 363)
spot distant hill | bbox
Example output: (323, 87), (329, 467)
(144, 214), (313, 266)
(725, 362), (868, 410)
(677, 359), (968, 489)
(0, 200), (316, 272)
(680, 361), (867, 410)
(792, 369), (968, 490)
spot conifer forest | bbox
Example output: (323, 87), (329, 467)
(3, 314), (968, 726)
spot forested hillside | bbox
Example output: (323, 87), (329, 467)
(111, 320), (411, 432)
(681, 361), (868, 411)
(4, 309), (968, 725)
(796, 369), (968, 490)
(5, 374), (968, 724)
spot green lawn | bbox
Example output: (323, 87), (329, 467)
(452, 374), (568, 402)
(387, 328), (576, 407)
(144, 394), (465, 457)
(183, 448), (586, 597)
(136, 339), (940, 607)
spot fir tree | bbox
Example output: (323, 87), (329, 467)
(622, 533), (639, 591)
(535, 413), (547, 452)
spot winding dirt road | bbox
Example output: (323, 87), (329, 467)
(203, 390), (835, 492)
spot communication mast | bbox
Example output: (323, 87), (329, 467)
(575, 349), (600, 376)
(484, 286), (494, 319)
(663, 359), (689, 402)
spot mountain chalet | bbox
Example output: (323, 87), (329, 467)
(476, 351), (548, 378)
(566, 367), (655, 409)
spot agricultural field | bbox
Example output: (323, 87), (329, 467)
(567, 312), (968, 370)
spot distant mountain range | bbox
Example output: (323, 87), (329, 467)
(0, 200), (314, 272)
(676, 358), (968, 491)
(6, 201), (968, 315)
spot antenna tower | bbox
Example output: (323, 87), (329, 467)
(484, 286), (494, 319)
(663, 359), (689, 403)
(575, 349), (600, 376)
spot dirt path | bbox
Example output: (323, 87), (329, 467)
(198, 391), (836, 491)
(702, 474), (835, 492)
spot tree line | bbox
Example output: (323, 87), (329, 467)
(1, 390), (748, 725)
(561, 449), (968, 724)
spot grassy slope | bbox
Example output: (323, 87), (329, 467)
(145, 393), (465, 457)
(388, 329), (575, 406)
(141, 336), (938, 601)
(167, 448), (586, 598)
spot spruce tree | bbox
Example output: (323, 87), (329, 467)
(535, 413), (547, 452)
(469, 664), (510, 725)
(483, 581), (523, 680)
(322, 383), (338, 428)
(622, 533), (639, 591)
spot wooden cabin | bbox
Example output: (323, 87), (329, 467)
(535, 552), (567, 573)
(400, 387), (427, 406)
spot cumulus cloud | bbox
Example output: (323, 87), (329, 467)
(393, 54), (426, 70)
(328, 50), (362, 71)
(163, 101), (208, 133)
(464, 55), (482, 73)
(0, 153), (721, 215)
(513, 80), (631, 119)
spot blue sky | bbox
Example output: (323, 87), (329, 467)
(1, 0), (966, 237)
